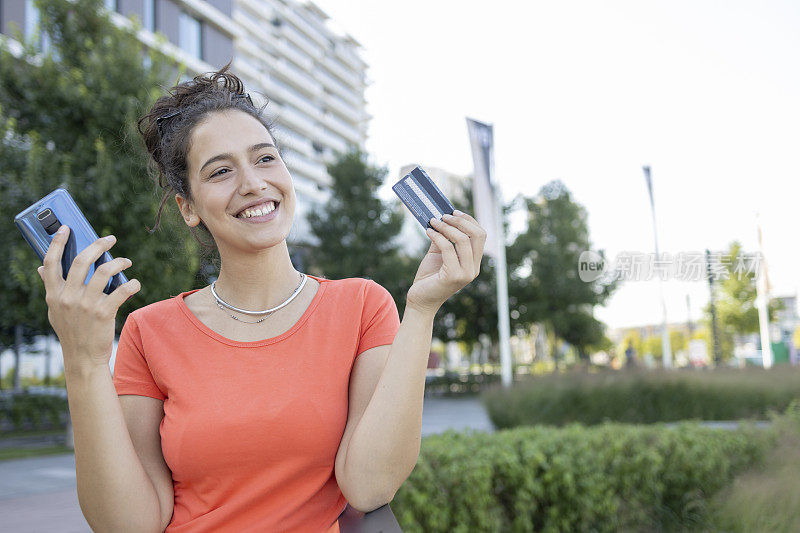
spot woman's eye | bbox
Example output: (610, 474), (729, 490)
(210, 168), (230, 179)
(259, 155), (275, 163)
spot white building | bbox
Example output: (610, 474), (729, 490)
(231, 0), (369, 244)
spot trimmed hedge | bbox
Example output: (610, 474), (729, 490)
(425, 372), (502, 396)
(0, 392), (69, 431)
(484, 368), (800, 428)
(393, 421), (771, 532)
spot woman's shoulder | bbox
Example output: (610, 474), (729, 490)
(125, 290), (190, 325)
(312, 275), (385, 295)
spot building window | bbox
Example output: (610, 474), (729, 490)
(24, 0), (51, 52)
(143, 0), (156, 32)
(104, 0), (118, 12)
(178, 11), (202, 60)
(25, 0), (39, 38)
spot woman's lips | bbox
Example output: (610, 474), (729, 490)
(235, 203), (279, 224)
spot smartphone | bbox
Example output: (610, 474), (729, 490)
(14, 188), (128, 295)
(392, 166), (456, 229)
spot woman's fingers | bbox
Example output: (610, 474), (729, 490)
(441, 212), (487, 269)
(426, 224), (459, 267)
(41, 225), (70, 290)
(85, 256), (133, 294)
(428, 219), (472, 279)
(63, 235), (117, 292)
(429, 218), (475, 276)
(104, 278), (142, 312)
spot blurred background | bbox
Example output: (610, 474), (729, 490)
(1, 1), (799, 531)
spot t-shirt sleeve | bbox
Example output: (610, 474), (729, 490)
(112, 313), (166, 401)
(356, 280), (401, 357)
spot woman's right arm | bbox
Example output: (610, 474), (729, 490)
(38, 226), (168, 533)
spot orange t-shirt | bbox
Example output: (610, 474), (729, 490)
(111, 275), (401, 532)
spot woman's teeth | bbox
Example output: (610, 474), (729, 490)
(237, 202), (276, 218)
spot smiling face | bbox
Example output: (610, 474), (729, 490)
(176, 110), (295, 253)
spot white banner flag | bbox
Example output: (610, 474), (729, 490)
(467, 118), (499, 259)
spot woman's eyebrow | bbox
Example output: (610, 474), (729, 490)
(199, 143), (277, 173)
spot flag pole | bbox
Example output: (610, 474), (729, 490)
(467, 118), (513, 387)
(643, 166), (673, 368)
(755, 213), (773, 368)
(492, 179), (513, 388)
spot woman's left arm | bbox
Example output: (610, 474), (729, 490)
(335, 210), (486, 512)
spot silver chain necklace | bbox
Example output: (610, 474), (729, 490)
(211, 273), (307, 324)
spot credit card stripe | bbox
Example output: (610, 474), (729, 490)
(404, 177), (443, 220)
(410, 167), (455, 214)
(393, 182), (434, 226)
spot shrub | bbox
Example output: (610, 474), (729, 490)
(483, 368), (800, 428)
(393, 421), (772, 532)
(0, 391), (68, 431)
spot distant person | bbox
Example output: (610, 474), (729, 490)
(625, 341), (636, 368)
(36, 64), (486, 532)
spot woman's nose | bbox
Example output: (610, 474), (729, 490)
(237, 166), (265, 195)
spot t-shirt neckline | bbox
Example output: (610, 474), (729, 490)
(175, 274), (328, 348)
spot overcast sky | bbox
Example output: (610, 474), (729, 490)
(313, 0), (799, 330)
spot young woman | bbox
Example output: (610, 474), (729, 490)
(37, 65), (485, 532)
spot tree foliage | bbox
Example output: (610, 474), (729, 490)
(301, 149), (416, 313)
(430, 179), (515, 351)
(507, 180), (617, 359)
(703, 241), (781, 361)
(0, 0), (202, 339)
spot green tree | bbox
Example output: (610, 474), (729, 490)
(704, 241), (781, 361)
(0, 0), (201, 352)
(507, 180), (617, 362)
(300, 150), (416, 313)
(430, 179), (517, 353)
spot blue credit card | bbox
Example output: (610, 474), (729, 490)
(392, 166), (455, 229)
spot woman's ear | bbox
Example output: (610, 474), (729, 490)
(175, 194), (201, 227)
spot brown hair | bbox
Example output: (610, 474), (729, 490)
(137, 62), (277, 246)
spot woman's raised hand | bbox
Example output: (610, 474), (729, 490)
(406, 210), (487, 315)
(37, 226), (141, 371)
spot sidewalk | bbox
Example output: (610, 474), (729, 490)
(0, 396), (495, 532)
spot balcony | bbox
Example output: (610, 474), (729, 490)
(276, 4), (329, 49)
(283, 150), (329, 185)
(233, 12), (279, 55)
(236, 0), (276, 23)
(274, 57), (323, 97)
(321, 112), (362, 145)
(317, 68), (361, 108)
(322, 55), (363, 92)
(314, 127), (349, 155)
(281, 23), (322, 61)
(324, 90), (360, 122)
(334, 42), (365, 72)
(275, 38), (313, 72)
(276, 104), (318, 139)
(277, 129), (315, 159)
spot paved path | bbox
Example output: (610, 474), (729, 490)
(0, 396), (494, 532)
(0, 454), (90, 533)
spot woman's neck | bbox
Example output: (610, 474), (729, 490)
(212, 241), (303, 311)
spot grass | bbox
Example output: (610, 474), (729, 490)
(0, 427), (66, 439)
(0, 445), (73, 462)
(0, 427), (70, 462)
(706, 408), (800, 531)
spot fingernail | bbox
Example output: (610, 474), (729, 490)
(57, 225), (68, 234)
(442, 214), (453, 220)
(105, 235), (115, 241)
(430, 218), (438, 224)
(453, 210), (464, 216)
